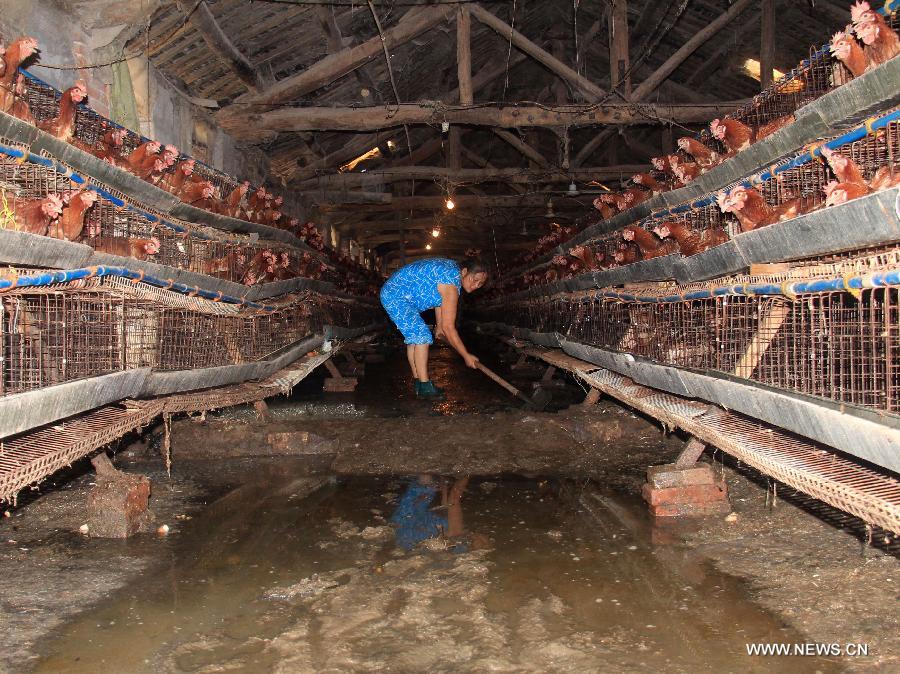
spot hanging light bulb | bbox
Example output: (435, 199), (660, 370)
(426, 243), (432, 250)
(445, 197), (455, 210)
(432, 228), (441, 238)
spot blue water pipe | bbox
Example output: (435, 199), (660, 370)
(0, 142), (204, 239)
(652, 106), (900, 218)
(0, 266), (276, 312)
(594, 268), (900, 304)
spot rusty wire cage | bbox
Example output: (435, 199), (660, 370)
(490, 249), (900, 416)
(519, 109), (900, 290)
(0, 154), (336, 286)
(0, 277), (380, 396)
(0, 290), (125, 395)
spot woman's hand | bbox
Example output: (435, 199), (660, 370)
(463, 353), (480, 369)
(434, 326), (446, 341)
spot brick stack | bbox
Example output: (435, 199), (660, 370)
(642, 462), (730, 517)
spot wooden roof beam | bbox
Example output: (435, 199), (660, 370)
(299, 165), (646, 190)
(491, 129), (550, 168)
(320, 194), (591, 211)
(573, 0), (755, 167)
(314, 5), (379, 99)
(288, 52), (527, 181)
(468, 3), (606, 102)
(173, 0), (269, 93)
(609, 0), (631, 96)
(217, 5), (454, 131)
(246, 101), (743, 134)
(630, 0), (755, 101)
(760, 0), (776, 89)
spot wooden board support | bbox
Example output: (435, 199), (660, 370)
(733, 299), (790, 379)
(674, 437), (708, 468)
(323, 358), (358, 392)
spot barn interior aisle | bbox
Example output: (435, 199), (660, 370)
(0, 0), (898, 671)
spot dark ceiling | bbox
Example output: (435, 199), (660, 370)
(129, 0), (850, 259)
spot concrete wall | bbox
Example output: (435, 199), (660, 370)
(0, 0), (269, 184)
(0, 1), (111, 116)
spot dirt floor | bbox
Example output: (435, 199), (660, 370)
(0, 340), (897, 672)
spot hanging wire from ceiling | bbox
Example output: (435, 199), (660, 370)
(366, 0), (413, 158)
(501, 0), (519, 102)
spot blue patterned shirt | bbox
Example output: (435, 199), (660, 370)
(381, 258), (462, 312)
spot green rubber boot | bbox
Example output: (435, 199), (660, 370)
(416, 380), (445, 400)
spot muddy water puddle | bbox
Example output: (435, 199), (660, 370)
(31, 473), (837, 673)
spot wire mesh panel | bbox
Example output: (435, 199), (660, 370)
(488, 277), (900, 416)
(0, 292), (125, 394)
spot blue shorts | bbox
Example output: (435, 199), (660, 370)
(380, 288), (433, 345)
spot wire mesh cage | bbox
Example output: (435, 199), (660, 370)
(0, 279), (380, 397)
(488, 244), (900, 416)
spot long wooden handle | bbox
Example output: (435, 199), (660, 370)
(475, 362), (524, 397)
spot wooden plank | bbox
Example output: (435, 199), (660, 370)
(469, 3), (606, 102)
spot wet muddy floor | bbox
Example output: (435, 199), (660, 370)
(27, 474), (839, 673)
(2, 338), (898, 671)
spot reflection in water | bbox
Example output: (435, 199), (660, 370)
(31, 474), (840, 673)
(390, 474), (470, 551)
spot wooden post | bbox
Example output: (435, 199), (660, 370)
(760, 0), (776, 89)
(661, 125), (675, 154)
(609, 0), (631, 96)
(457, 6), (473, 105)
(447, 127), (462, 171)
